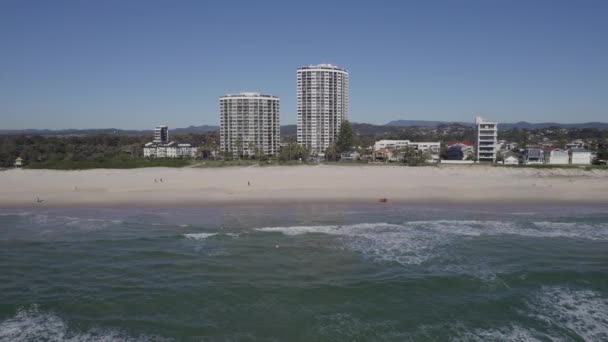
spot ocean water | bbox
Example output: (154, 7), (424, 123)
(1, 204), (608, 341)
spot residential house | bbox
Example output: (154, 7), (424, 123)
(14, 157), (23, 167)
(570, 148), (591, 165)
(340, 151), (360, 162)
(543, 148), (569, 164)
(446, 142), (474, 160)
(523, 148), (544, 164)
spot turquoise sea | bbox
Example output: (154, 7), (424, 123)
(1, 204), (607, 341)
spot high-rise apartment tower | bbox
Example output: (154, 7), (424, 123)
(297, 64), (349, 155)
(219, 92), (280, 158)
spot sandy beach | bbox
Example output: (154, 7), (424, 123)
(1, 165), (608, 208)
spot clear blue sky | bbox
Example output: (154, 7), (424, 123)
(1, 0), (607, 129)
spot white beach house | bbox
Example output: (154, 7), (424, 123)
(544, 148), (569, 164)
(570, 148), (592, 165)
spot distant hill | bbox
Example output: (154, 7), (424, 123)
(0, 128), (152, 136)
(169, 125), (219, 134)
(386, 120), (608, 130)
(279, 123), (404, 138)
(499, 121), (608, 130)
(3, 120), (608, 137)
(386, 120), (472, 128)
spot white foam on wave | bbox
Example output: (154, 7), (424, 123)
(257, 222), (449, 265)
(24, 214), (123, 232)
(452, 324), (554, 342)
(256, 222), (402, 236)
(532, 221), (608, 240)
(0, 212), (31, 217)
(530, 286), (608, 341)
(183, 232), (217, 240)
(0, 305), (168, 342)
(255, 219), (608, 267)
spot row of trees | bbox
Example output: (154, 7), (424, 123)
(0, 132), (220, 168)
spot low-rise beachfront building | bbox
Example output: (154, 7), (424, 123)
(373, 140), (440, 162)
(410, 142), (441, 162)
(143, 127), (198, 159)
(570, 148), (592, 165)
(543, 148), (569, 164)
(523, 148), (544, 164)
(446, 142), (474, 160)
(374, 140), (411, 151)
(14, 157), (23, 167)
(340, 151), (360, 161)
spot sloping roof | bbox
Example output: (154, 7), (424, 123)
(447, 141), (473, 147)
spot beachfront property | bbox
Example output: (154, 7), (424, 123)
(475, 116), (498, 163)
(219, 92), (280, 158)
(373, 140), (440, 162)
(14, 157), (23, 167)
(447, 142), (474, 160)
(340, 150), (361, 161)
(410, 142), (441, 161)
(297, 64), (349, 156)
(523, 148), (544, 164)
(143, 126), (198, 158)
(143, 142), (198, 159)
(543, 148), (569, 164)
(570, 148), (592, 164)
(374, 140), (411, 151)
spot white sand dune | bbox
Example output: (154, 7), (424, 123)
(1, 165), (607, 207)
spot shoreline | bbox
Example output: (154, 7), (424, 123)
(2, 165), (608, 208)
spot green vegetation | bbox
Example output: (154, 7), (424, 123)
(325, 120), (355, 161)
(0, 133), (218, 169)
(396, 146), (432, 166)
(27, 157), (192, 170)
(279, 137), (309, 162)
(336, 121), (354, 153)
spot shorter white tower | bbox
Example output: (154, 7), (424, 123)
(475, 116), (498, 163)
(220, 92), (280, 158)
(154, 126), (169, 144)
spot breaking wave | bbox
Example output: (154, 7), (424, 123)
(452, 324), (552, 342)
(183, 232), (217, 240)
(255, 220), (608, 266)
(530, 286), (608, 341)
(0, 305), (168, 342)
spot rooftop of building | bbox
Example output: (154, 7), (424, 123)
(447, 141), (474, 147)
(298, 64), (348, 72)
(475, 116), (498, 125)
(220, 92), (279, 99)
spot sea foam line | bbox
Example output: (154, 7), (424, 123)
(183, 232), (217, 240)
(0, 305), (170, 342)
